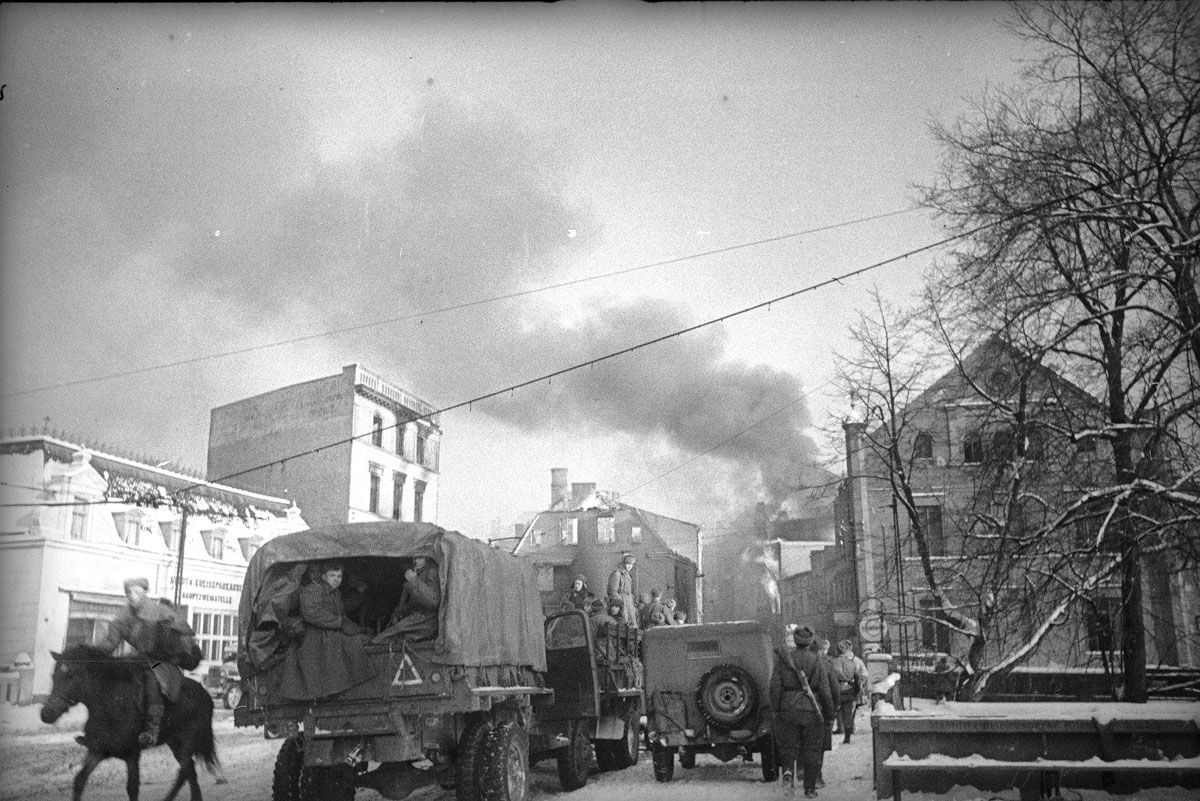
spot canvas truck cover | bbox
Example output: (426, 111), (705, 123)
(238, 521), (546, 673)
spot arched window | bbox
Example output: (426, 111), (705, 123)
(913, 431), (933, 460)
(963, 431), (984, 464)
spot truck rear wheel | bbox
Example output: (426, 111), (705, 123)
(555, 721), (591, 791)
(481, 722), (529, 801)
(607, 712), (640, 769)
(651, 745), (674, 782)
(272, 736), (303, 801)
(456, 715), (492, 801)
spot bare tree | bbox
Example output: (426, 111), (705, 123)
(918, 1), (1200, 701)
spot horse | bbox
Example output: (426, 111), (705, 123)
(40, 644), (220, 801)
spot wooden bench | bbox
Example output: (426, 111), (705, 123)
(883, 754), (1200, 801)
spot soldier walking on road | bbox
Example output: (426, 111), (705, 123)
(769, 625), (835, 798)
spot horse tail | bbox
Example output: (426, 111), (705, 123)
(194, 719), (221, 775)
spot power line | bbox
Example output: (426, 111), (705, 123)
(194, 167), (1136, 496)
(3, 206), (919, 400)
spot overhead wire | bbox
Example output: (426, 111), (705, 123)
(190, 165), (1150, 498)
(2, 206), (919, 400)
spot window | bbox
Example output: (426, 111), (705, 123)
(963, 431), (984, 464)
(70, 498), (88, 540)
(371, 413), (384, 447)
(597, 516), (615, 544)
(208, 531), (224, 559)
(914, 506), (945, 556)
(631, 526), (643, 544)
(919, 597), (951, 652)
(392, 476), (404, 521)
(416, 427), (427, 466)
(986, 368), (1011, 395)
(532, 528), (543, 547)
(913, 431), (933, 460)
(368, 465), (382, 515)
(413, 480), (426, 523)
(396, 423), (407, 456)
(560, 517), (578, 545)
(160, 521), (178, 550)
(537, 565), (554, 592)
(1086, 595), (1120, 653)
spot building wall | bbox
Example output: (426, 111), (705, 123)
(347, 394), (439, 524)
(208, 373), (352, 527)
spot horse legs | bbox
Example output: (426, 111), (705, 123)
(124, 753), (141, 801)
(159, 743), (200, 801)
(71, 751), (104, 801)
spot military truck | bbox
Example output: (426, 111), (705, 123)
(541, 608), (642, 774)
(234, 522), (598, 801)
(642, 620), (778, 783)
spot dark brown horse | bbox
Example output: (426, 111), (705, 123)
(40, 645), (220, 801)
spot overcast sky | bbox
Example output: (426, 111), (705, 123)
(0, 2), (1032, 542)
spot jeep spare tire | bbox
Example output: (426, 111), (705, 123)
(695, 663), (758, 729)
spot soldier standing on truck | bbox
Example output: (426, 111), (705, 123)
(607, 553), (639, 628)
(372, 556), (440, 644)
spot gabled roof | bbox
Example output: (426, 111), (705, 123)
(512, 502), (699, 565)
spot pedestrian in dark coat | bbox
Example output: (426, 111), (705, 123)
(769, 626), (834, 798)
(280, 562), (376, 701)
(373, 556), (441, 643)
(560, 574), (595, 612)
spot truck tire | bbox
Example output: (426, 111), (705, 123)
(456, 715), (492, 801)
(481, 722), (529, 801)
(299, 765), (354, 801)
(759, 735), (779, 782)
(651, 744), (674, 782)
(223, 684), (242, 710)
(679, 747), (696, 769)
(608, 712), (640, 770)
(695, 663), (758, 730)
(272, 736), (303, 801)
(555, 721), (591, 791)
(593, 738), (615, 772)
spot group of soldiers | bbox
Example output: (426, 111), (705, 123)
(557, 553), (687, 629)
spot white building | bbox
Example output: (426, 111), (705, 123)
(0, 432), (306, 698)
(207, 364), (441, 527)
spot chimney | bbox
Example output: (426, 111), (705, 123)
(551, 468), (569, 510)
(571, 482), (597, 508)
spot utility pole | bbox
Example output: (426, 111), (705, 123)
(173, 503), (189, 607)
(695, 526), (704, 624)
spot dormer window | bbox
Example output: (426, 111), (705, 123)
(986, 368), (1011, 395)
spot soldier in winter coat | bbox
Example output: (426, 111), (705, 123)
(280, 562), (376, 701)
(98, 577), (199, 746)
(373, 556), (441, 643)
(606, 553), (639, 627)
(768, 626), (835, 798)
(560, 574), (594, 611)
(830, 640), (870, 742)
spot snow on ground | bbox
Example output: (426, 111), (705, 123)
(0, 702), (1195, 800)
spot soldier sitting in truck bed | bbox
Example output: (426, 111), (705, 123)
(372, 556), (440, 644)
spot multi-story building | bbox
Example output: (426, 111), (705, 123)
(0, 431), (306, 699)
(207, 364), (441, 527)
(512, 469), (701, 621)
(840, 338), (1199, 673)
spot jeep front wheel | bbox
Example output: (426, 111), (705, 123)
(759, 735), (779, 782)
(481, 722), (529, 801)
(651, 745), (674, 783)
(679, 747), (696, 769)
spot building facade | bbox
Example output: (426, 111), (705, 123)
(0, 433), (306, 699)
(207, 364), (441, 527)
(512, 469), (700, 621)
(841, 338), (1199, 673)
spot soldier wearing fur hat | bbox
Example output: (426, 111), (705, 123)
(768, 625), (835, 798)
(606, 553), (639, 628)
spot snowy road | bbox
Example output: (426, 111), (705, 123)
(0, 705), (1189, 801)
